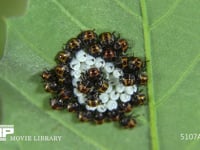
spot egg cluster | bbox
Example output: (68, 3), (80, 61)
(41, 30), (147, 128)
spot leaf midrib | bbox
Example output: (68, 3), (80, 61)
(140, 0), (159, 150)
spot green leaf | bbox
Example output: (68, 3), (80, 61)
(0, 0), (200, 150)
(0, 0), (27, 58)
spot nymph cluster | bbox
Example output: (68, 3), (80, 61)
(41, 30), (147, 128)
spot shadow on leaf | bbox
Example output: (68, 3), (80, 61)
(0, 0), (28, 17)
(0, 18), (6, 59)
(0, 97), (3, 124)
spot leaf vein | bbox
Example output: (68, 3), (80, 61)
(10, 25), (54, 66)
(155, 54), (200, 108)
(112, 0), (142, 20)
(52, 0), (88, 29)
(150, 0), (183, 30)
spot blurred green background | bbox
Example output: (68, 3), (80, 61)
(0, 0), (200, 150)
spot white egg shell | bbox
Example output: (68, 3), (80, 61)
(86, 55), (96, 66)
(125, 86), (135, 95)
(95, 57), (105, 68)
(120, 93), (131, 102)
(106, 100), (118, 111)
(110, 91), (120, 101)
(73, 88), (83, 97)
(72, 78), (80, 87)
(105, 62), (115, 73)
(116, 84), (125, 93)
(113, 68), (123, 78)
(86, 105), (97, 111)
(75, 50), (88, 62)
(99, 93), (109, 103)
(70, 70), (81, 79)
(97, 104), (107, 112)
(70, 58), (81, 70)
(77, 95), (86, 104)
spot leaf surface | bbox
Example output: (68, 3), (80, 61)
(0, 0), (200, 150)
